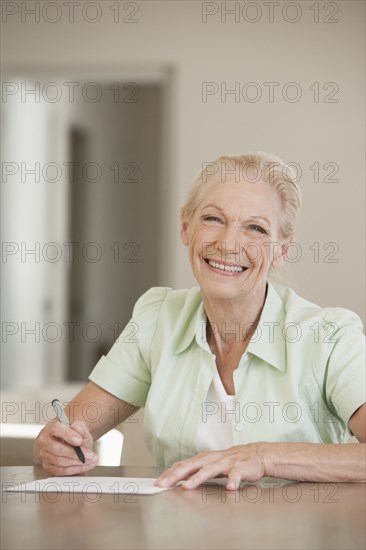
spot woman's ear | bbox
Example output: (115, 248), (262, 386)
(272, 238), (292, 269)
(180, 209), (190, 246)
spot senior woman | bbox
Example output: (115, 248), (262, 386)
(34, 152), (366, 489)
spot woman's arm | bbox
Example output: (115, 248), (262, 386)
(261, 404), (366, 483)
(34, 381), (139, 476)
(349, 403), (366, 442)
(63, 381), (139, 440)
(156, 404), (366, 489)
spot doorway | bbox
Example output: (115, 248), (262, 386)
(66, 84), (162, 380)
(1, 73), (169, 389)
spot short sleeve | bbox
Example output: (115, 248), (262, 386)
(325, 308), (366, 433)
(88, 287), (171, 407)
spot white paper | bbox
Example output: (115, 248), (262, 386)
(3, 476), (169, 495)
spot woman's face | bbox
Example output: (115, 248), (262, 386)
(181, 175), (289, 302)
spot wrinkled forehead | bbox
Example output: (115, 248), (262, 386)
(197, 176), (281, 222)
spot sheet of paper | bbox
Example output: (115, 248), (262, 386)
(3, 477), (169, 495)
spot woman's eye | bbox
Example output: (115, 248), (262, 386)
(203, 216), (223, 224)
(249, 224), (266, 234)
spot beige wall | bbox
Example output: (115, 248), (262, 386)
(2, 0), (365, 322)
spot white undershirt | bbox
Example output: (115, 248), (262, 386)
(196, 367), (236, 453)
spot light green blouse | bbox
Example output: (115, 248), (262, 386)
(89, 283), (365, 467)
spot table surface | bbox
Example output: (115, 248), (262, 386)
(1, 465), (365, 550)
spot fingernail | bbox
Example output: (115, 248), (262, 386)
(157, 478), (169, 487)
(85, 451), (95, 460)
(183, 479), (193, 487)
(72, 436), (81, 444)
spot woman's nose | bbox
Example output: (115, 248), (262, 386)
(217, 224), (242, 262)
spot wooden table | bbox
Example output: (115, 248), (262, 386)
(1, 466), (365, 549)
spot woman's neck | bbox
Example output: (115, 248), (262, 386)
(202, 283), (267, 356)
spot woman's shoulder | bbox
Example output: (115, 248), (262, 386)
(272, 282), (364, 332)
(132, 286), (201, 320)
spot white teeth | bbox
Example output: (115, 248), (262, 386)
(207, 260), (244, 273)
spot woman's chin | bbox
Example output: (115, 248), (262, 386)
(198, 277), (250, 301)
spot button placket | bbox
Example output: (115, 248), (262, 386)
(180, 346), (216, 458)
(232, 353), (250, 440)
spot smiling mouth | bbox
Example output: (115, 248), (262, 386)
(204, 258), (248, 274)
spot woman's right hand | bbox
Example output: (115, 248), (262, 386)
(34, 420), (99, 476)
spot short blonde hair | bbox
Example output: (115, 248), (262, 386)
(181, 152), (302, 240)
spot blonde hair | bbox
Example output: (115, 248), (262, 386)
(181, 152), (302, 240)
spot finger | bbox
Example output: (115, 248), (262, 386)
(155, 452), (226, 488)
(42, 428), (96, 461)
(40, 446), (98, 474)
(40, 444), (97, 467)
(70, 421), (93, 448)
(43, 437), (81, 460)
(48, 421), (83, 446)
(225, 467), (243, 491)
(40, 426), (97, 464)
(42, 455), (98, 477)
(181, 463), (227, 490)
(70, 420), (90, 439)
(155, 457), (208, 487)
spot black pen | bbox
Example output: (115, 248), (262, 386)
(51, 399), (86, 463)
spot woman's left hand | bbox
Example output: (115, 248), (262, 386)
(155, 443), (266, 490)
